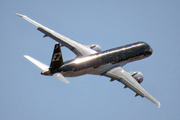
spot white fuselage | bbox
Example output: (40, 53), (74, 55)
(59, 42), (151, 77)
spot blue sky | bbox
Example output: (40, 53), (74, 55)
(1, 0), (180, 120)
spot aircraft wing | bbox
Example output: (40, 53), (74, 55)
(15, 13), (97, 57)
(104, 66), (161, 108)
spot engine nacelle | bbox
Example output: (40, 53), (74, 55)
(130, 71), (144, 84)
(87, 44), (102, 52)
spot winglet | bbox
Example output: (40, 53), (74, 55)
(157, 102), (161, 108)
(15, 13), (42, 27)
(15, 13), (25, 17)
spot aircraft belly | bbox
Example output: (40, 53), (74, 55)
(61, 71), (85, 77)
(88, 61), (128, 75)
(61, 63), (116, 77)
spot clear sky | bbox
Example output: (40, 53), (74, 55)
(1, 0), (180, 120)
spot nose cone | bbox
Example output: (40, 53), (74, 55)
(149, 48), (153, 55)
(145, 47), (153, 57)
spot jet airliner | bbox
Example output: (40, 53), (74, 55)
(16, 13), (160, 108)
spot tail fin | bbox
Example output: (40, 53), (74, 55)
(49, 43), (63, 70)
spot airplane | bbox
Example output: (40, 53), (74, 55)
(16, 13), (160, 108)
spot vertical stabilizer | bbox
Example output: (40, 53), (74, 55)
(49, 43), (63, 70)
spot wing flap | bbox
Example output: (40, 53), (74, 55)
(104, 67), (160, 108)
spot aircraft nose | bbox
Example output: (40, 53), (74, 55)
(145, 47), (153, 56)
(149, 48), (153, 55)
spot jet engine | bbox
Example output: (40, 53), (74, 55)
(130, 71), (144, 84)
(87, 44), (102, 52)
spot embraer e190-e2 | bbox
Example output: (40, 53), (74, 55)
(16, 13), (160, 108)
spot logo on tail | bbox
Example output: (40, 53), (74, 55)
(49, 43), (63, 70)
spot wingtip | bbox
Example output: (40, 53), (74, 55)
(157, 102), (161, 108)
(15, 13), (25, 17)
(23, 55), (29, 58)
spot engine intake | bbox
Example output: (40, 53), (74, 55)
(130, 71), (143, 84)
(87, 44), (102, 52)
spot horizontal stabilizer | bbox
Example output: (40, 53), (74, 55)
(24, 55), (49, 70)
(53, 73), (70, 84)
